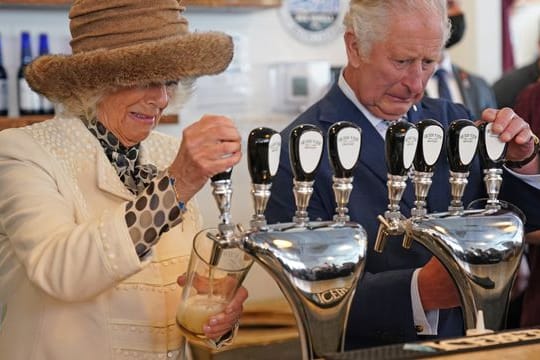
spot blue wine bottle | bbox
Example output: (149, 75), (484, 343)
(0, 33), (8, 116)
(18, 32), (40, 116)
(38, 33), (54, 115)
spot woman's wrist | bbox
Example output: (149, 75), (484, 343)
(167, 170), (188, 214)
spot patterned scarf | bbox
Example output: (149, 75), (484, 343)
(87, 120), (157, 194)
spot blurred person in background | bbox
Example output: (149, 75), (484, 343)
(426, 0), (498, 120)
(493, 26), (540, 108)
(510, 81), (540, 328)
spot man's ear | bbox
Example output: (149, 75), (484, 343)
(344, 31), (362, 68)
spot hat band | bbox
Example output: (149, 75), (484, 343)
(69, 0), (188, 53)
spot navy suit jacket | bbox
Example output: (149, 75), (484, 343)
(265, 83), (538, 349)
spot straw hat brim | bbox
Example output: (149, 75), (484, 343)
(25, 31), (233, 103)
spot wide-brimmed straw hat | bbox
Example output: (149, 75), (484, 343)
(25, 0), (234, 104)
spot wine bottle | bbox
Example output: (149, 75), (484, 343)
(18, 32), (40, 116)
(0, 33), (8, 116)
(38, 33), (54, 115)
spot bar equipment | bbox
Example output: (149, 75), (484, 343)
(375, 119), (524, 333)
(181, 123), (368, 360)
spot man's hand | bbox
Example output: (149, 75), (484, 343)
(418, 257), (461, 311)
(480, 108), (538, 174)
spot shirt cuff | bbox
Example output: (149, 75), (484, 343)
(411, 268), (439, 335)
(504, 166), (540, 190)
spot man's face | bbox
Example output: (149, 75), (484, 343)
(344, 14), (444, 120)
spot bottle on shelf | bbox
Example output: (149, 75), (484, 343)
(0, 33), (8, 117)
(38, 33), (54, 115)
(18, 31), (40, 116)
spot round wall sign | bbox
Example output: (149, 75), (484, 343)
(279, 0), (348, 44)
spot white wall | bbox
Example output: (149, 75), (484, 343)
(510, 2), (540, 67)
(448, 0), (502, 84)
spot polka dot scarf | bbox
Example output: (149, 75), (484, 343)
(87, 121), (157, 194)
(86, 120), (184, 258)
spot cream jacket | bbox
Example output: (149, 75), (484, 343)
(0, 116), (202, 359)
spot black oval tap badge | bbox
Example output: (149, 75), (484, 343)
(280, 0), (348, 44)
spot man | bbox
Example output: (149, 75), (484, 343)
(266, 0), (540, 349)
(426, 0), (498, 119)
(493, 35), (540, 109)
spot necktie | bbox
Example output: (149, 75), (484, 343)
(434, 68), (453, 101)
(87, 120), (157, 194)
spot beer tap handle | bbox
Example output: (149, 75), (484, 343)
(211, 168), (233, 183)
(328, 121), (362, 178)
(478, 122), (507, 170)
(248, 127), (281, 184)
(327, 121), (362, 223)
(375, 121), (418, 253)
(409, 119), (444, 225)
(446, 119), (479, 212)
(477, 122), (507, 209)
(446, 119), (479, 173)
(290, 124), (324, 182)
(289, 124), (324, 225)
(413, 119), (444, 173)
(385, 121), (419, 177)
(247, 127), (282, 227)
(384, 121), (418, 211)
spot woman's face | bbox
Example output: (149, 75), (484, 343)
(96, 83), (174, 147)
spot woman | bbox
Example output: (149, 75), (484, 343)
(0, 0), (247, 359)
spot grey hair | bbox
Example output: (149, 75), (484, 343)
(56, 79), (196, 125)
(343, 0), (450, 59)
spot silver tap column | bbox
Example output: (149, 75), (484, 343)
(400, 119), (523, 332)
(404, 119), (445, 248)
(289, 124), (324, 226)
(374, 121), (419, 253)
(327, 122), (362, 224)
(477, 122), (507, 210)
(247, 127), (282, 230)
(208, 169), (235, 265)
(242, 123), (367, 360)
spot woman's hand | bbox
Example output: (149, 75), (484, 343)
(204, 285), (248, 339)
(177, 274), (248, 339)
(169, 115), (242, 203)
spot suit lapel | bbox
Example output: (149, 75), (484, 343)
(96, 150), (134, 201)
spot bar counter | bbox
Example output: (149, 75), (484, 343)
(190, 317), (540, 360)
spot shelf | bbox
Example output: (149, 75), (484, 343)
(184, 0), (281, 7)
(0, 0), (70, 7)
(0, 0), (281, 8)
(0, 114), (179, 131)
